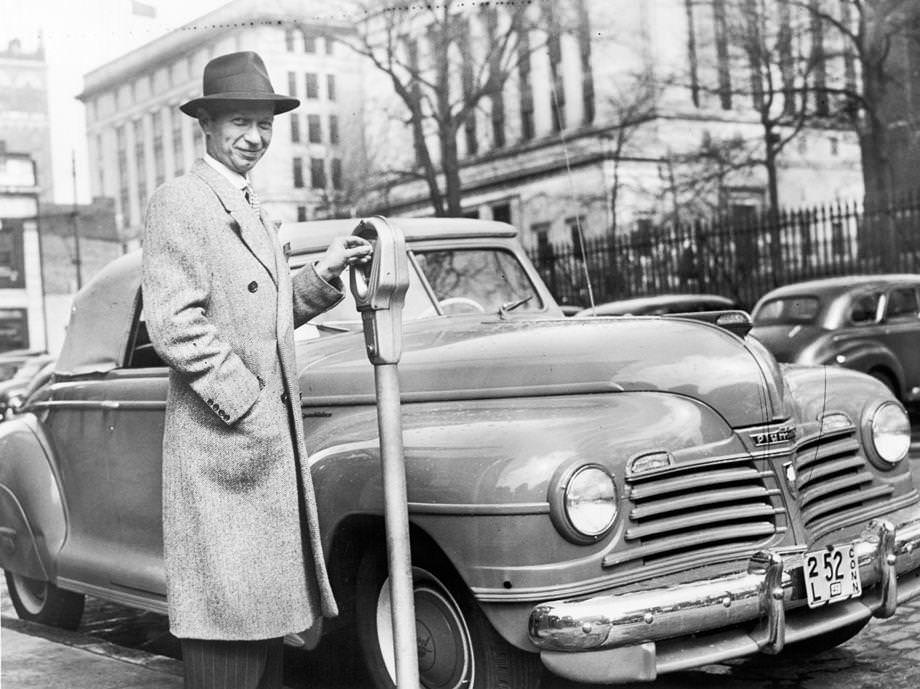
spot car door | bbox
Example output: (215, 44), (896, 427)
(880, 284), (920, 397)
(46, 303), (168, 602)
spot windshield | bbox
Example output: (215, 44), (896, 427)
(753, 296), (821, 325)
(295, 246), (543, 341)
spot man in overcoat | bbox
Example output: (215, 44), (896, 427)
(142, 51), (371, 689)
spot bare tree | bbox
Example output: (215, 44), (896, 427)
(334, 1), (550, 216)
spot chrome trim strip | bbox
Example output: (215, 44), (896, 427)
(29, 400), (166, 411)
(57, 577), (168, 615)
(528, 516), (920, 653)
(407, 501), (550, 516)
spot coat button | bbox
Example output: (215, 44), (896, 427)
(248, 281), (258, 293)
(280, 391), (289, 404)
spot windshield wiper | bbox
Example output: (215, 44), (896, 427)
(498, 295), (533, 319)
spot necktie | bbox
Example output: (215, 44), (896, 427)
(244, 185), (260, 216)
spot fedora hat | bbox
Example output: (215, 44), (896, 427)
(180, 51), (299, 116)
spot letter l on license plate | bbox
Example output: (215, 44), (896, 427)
(804, 544), (862, 608)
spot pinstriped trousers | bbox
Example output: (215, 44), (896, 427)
(180, 637), (284, 689)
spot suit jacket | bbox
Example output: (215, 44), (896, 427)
(142, 159), (341, 640)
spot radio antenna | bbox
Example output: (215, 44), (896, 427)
(550, 81), (596, 314)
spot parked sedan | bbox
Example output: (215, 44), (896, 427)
(750, 275), (920, 401)
(0, 353), (53, 418)
(574, 293), (738, 317)
(2, 220), (920, 688)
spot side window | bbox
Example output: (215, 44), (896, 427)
(850, 293), (881, 325)
(885, 287), (919, 321)
(127, 297), (165, 368)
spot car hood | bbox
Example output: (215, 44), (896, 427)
(749, 324), (826, 363)
(298, 316), (780, 427)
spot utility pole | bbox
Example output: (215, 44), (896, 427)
(71, 150), (83, 289)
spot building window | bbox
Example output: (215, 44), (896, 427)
(310, 158), (326, 189)
(329, 114), (339, 144)
(491, 202), (511, 224)
(517, 24), (534, 140)
(171, 108), (184, 176)
(713, 0), (732, 110)
(0, 221), (26, 289)
(288, 72), (297, 99)
(308, 114), (322, 143)
(96, 133), (105, 190)
(297, 205), (307, 221)
(304, 33), (316, 53)
(575, 0), (595, 125)
(331, 157), (342, 190)
(192, 118), (203, 155)
(325, 36), (334, 55)
(293, 157), (304, 188)
(531, 222), (552, 264)
(291, 115), (301, 143)
(0, 308), (28, 351)
(566, 216), (586, 256)
(544, 2), (566, 131)
(117, 124), (129, 223)
(829, 137), (839, 156)
(152, 110), (165, 186)
(306, 73), (318, 99)
(134, 118), (147, 215)
(326, 74), (336, 101)
(285, 28), (295, 52)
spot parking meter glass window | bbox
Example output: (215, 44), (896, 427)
(413, 249), (543, 314)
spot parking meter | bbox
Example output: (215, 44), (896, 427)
(350, 217), (411, 364)
(349, 217), (419, 689)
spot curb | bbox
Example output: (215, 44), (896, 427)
(1, 613), (184, 678)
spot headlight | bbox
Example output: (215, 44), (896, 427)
(549, 464), (618, 543)
(863, 402), (911, 468)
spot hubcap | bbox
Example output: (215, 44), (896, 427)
(376, 569), (474, 689)
(12, 574), (48, 615)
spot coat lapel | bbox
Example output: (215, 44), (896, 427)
(191, 160), (278, 286)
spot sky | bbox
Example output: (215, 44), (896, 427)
(1, 0), (229, 205)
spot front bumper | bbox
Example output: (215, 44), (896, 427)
(528, 516), (920, 683)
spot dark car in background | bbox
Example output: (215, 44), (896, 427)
(750, 275), (920, 401)
(574, 293), (738, 318)
(0, 358), (55, 419)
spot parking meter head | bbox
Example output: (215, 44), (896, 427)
(349, 217), (410, 364)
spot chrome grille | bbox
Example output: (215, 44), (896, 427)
(796, 431), (894, 533)
(613, 458), (781, 566)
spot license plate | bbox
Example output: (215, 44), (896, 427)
(804, 544), (862, 608)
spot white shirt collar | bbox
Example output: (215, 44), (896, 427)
(203, 152), (249, 190)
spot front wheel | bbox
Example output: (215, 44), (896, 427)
(5, 571), (85, 630)
(355, 547), (542, 689)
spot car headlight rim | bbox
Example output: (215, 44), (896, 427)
(862, 401), (911, 469)
(549, 463), (618, 544)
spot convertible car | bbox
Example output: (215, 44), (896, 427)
(2, 218), (920, 688)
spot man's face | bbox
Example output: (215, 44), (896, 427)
(200, 104), (274, 175)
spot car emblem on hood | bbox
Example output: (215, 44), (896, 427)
(750, 424), (796, 447)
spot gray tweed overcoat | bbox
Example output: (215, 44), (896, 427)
(142, 160), (341, 640)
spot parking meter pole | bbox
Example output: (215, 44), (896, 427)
(349, 217), (418, 689)
(374, 363), (419, 689)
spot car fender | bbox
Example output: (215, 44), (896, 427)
(305, 392), (738, 647)
(0, 414), (67, 582)
(829, 337), (904, 392)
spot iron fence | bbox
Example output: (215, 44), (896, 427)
(526, 195), (920, 311)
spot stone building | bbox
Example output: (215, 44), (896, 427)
(0, 147), (46, 352)
(358, 0), (865, 253)
(0, 37), (53, 203)
(77, 0), (365, 247)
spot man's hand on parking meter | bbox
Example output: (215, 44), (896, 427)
(315, 236), (373, 283)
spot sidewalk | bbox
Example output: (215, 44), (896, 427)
(1, 614), (184, 689)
